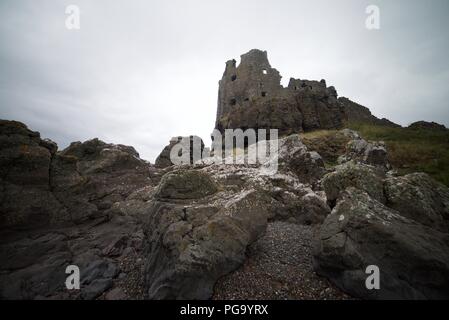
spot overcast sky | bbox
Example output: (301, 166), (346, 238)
(1, 0), (448, 161)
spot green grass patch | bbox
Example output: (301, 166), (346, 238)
(348, 122), (449, 186)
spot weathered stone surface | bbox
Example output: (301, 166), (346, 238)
(51, 138), (152, 223)
(337, 129), (390, 170)
(322, 162), (386, 205)
(144, 148), (333, 299)
(0, 120), (153, 229)
(0, 120), (153, 300)
(313, 187), (449, 299)
(262, 134), (326, 185)
(339, 97), (401, 127)
(0, 120), (68, 229)
(215, 49), (346, 135)
(154, 169), (218, 200)
(384, 173), (449, 232)
(143, 188), (270, 299)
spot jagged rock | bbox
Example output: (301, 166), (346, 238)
(269, 188), (330, 225)
(0, 120), (68, 229)
(144, 153), (333, 299)
(0, 120), (153, 299)
(154, 169), (218, 200)
(0, 120), (153, 229)
(322, 162), (386, 205)
(384, 173), (449, 232)
(339, 97), (400, 127)
(51, 138), (152, 223)
(313, 187), (449, 299)
(143, 187), (271, 299)
(265, 134), (326, 184)
(408, 121), (447, 131)
(337, 130), (390, 170)
(215, 49), (346, 135)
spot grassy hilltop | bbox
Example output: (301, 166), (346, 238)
(300, 123), (449, 187)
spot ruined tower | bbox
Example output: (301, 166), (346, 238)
(215, 49), (346, 135)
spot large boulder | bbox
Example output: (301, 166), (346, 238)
(313, 187), (449, 299)
(154, 169), (218, 200)
(338, 129), (390, 170)
(384, 173), (449, 232)
(322, 162), (386, 205)
(262, 134), (326, 184)
(143, 180), (270, 299)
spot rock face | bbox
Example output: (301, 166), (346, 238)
(337, 129), (390, 170)
(51, 138), (152, 224)
(143, 145), (332, 299)
(0, 120), (152, 299)
(215, 49), (346, 135)
(314, 163), (449, 299)
(322, 162), (386, 205)
(0, 120), (66, 229)
(384, 173), (449, 232)
(339, 97), (401, 127)
(143, 171), (270, 299)
(0, 120), (152, 231)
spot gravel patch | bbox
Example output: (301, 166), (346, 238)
(213, 221), (351, 300)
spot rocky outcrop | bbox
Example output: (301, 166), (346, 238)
(0, 120), (67, 229)
(143, 171), (270, 299)
(384, 173), (449, 232)
(0, 120), (152, 299)
(408, 121), (447, 131)
(322, 162), (386, 205)
(51, 138), (151, 223)
(0, 119), (152, 231)
(314, 161), (449, 299)
(143, 156), (332, 299)
(215, 49), (346, 135)
(337, 129), (390, 170)
(274, 134), (326, 185)
(339, 97), (400, 127)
